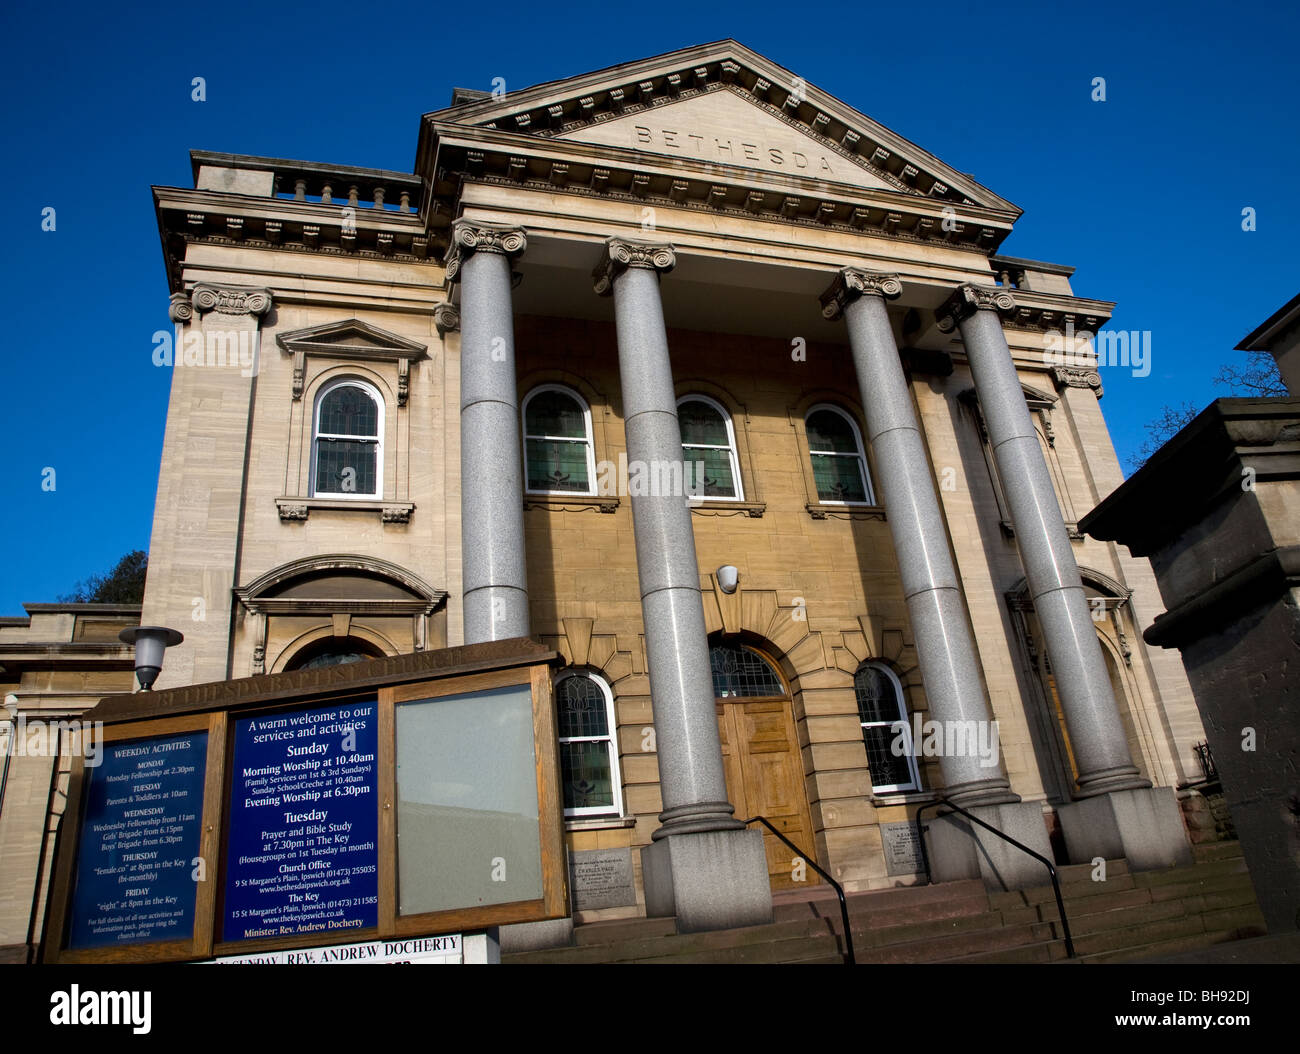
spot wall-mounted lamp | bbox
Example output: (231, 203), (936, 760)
(118, 626), (185, 691)
(716, 565), (739, 595)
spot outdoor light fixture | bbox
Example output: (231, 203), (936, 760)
(118, 626), (184, 691)
(716, 565), (739, 594)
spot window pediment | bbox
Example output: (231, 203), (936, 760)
(277, 319), (428, 404)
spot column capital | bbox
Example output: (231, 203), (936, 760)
(445, 219), (527, 282)
(168, 291), (193, 323)
(184, 283), (272, 319)
(819, 268), (902, 320)
(592, 237), (676, 296)
(936, 284), (1016, 332)
(1051, 365), (1104, 397)
(433, 301), (460, 335)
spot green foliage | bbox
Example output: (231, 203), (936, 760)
(59, 550), (148, 604)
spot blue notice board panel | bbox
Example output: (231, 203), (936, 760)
(223, 701), (379, 942)
(68, 732), (208, 949)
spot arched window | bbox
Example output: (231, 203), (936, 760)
(522, 386), (596, 495)
(312, 379), (383, 498)
(677, 395), (743, 500)
(710, 642), (785, 698)
(854, 663), (920, 793)
(806, 405), (873, 505)
(554, 670), (622, 816)
(285, 636), (385, 671)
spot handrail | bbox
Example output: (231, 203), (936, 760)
(744, 815), (855, 965)
(915, 798), (1075, 959)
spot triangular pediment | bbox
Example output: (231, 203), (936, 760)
(554, 88), (899, 193)
(427, 40), (1018, 214)
(275, 319), (427, 360)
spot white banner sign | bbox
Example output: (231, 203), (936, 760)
(209, 934), (462, 964)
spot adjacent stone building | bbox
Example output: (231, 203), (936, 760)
(5, 40), (1219, 948)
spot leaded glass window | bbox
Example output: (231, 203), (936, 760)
(678, 395), (742, 500)
(854, 663), (920, 793)
(555, 671), (622, 816)
(313, 380), (382, 498)
(710, 643), (785, 698)
(806, 405), (873, 505)
(523, 387), (596, 495)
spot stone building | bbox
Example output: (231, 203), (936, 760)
(0, 604), (140, 959)
(5, 41), (1219, 949)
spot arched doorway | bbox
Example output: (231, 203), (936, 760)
(710, 640), (819, 891)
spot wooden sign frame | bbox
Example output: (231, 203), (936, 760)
(42, 638), (566, 963)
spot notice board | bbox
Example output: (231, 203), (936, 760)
(43, 638), (566, 963)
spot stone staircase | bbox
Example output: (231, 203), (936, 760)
(503, 841), (1266, 964)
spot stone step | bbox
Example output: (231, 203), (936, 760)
(1192, 840), (1246, 863)
(848, 908), (1009, 950)
(573, 916), (676, 947)
(855, 920), (1044, 964)
(1053, 857), (1130, 883)
(1081, 923), (1267, 964)
(989, 871), (1137, 910)
(1133, 857), (1250, 888)
(1143, 870), (1255, 904)
(792, 890), (993, 934)
(632, 934), (844, 965)
(773, 877), (988, 916)
(505, 914), (837, 964)
(511, 844), (1264, 965)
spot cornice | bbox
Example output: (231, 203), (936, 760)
(431, 130), (1013, 256)
(1001, 288), (1114, 333)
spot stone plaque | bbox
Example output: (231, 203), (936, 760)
(570, 848), (636, 910)
(881, 821), (924, 876)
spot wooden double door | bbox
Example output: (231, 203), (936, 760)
(716, 696), (819, 891)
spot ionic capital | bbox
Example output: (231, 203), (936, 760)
(189, 284), (273, 319)
(1051, 365), (1104, 397)
(819, 268), (902, 320)
(936, 284), (1016, 333)
(445, 220), (527, 282)
(168, 292), (193, 323)
(433, 301), (460, 335)
(592, 238), (676, 296)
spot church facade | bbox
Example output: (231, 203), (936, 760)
(126, 39), (1212, 931)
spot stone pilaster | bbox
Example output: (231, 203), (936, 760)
(142, 284), (272, 688)
(447, 219), (530, 643)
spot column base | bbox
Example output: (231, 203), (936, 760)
(924, 802), (1055, 891)
(641, 829), (773, 933)
(1058, 786), (1193, 871)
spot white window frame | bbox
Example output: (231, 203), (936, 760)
(806, 403), (875, 506)
(554, 669), (624, 818)
(676, 394), (744, 501)
(856, 662), (921, 794)
(310, 378), (384, 499)
(522, 385), (598, 497)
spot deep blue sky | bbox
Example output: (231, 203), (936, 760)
(2, 0), (1296, 615)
